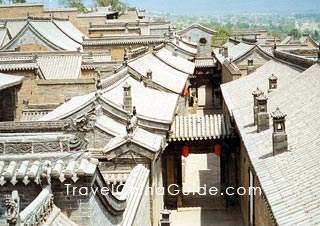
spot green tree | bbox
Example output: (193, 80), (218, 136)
(96, 0), (127, 12)
(289, 28), (301, 38)
(312, 30), (319, 41)
(211, 27), (229, 47)
(59, 0), (87, 13)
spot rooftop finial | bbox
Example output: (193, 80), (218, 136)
(126, 106), (137, 139)
(252, 87), (264, 126)
(268, 74), (278, 91)
(96, 72), (102, 91)
(123, 82), (132, 111)
(271, 107), (288, 155)
(123, 48), (128, 64)
(317, 42), (320, 63)
(5, 190), (20, 225)
(256, 94), (269, 132)
(271, 107), (287, 120)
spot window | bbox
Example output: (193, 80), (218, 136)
(249, 170), (255, 226)
(199, 38), (207, 45)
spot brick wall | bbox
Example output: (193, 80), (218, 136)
(239, 141), (250, 226)
(0, 4), (44, 19)
(83, 46), (109, 53)
(239, 140), (274, 226)
(76, 17), (107, 36)
(89, 194), (122, 226)
(253, 177), (274, 226)
(14, 78), (95, 120)
(20, 44), (49, 52)
(221, 63), (241, 84)
(0, 70), (95, 120)
(110, 48), (125, 61)
(81, 69), (96, 79)
(52, 178), (92, 226)
(87, 129), (113, 149)
(180, 28), (213, 57)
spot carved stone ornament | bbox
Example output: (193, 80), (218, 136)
(22, 193), (54, 226)
(33, 142), (61, 153)
(5, 143), (32, 154)
(63, 110), (97, 151)
(4, 191), (20, 225)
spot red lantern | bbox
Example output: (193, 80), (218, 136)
(182, 85), (189, 96)
(182, 145), (189, 157)
(214, 144), (221, 156)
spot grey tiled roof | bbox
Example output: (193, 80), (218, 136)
(39, 92), (96, 121)
(0, 154), (98, 186)
(101, 75), (179, 122)
(53, 20), (87, 43)
(94, 114), (166, 157)
(128, 53), (189, 94)
(0, 62), (38, 71)
(154, 48), (195, 74)
(171, 38), (198, 55)
(0, 28), (7, 46)
(2, 19), (84, 51)
(280, 36), (293, 44)
(21, 109), (51, 121)
(40, 71), (179, 123)
(214, 42), (254, 64)
(195, 57), (216, 68)
(0, 72), (24, 91)
(169, 114), (232, 141)
(83, 35), (165, 46)
(30, 21), (82, 51)
(222, 60), (320, 225)
(4, 20), (27, 38)
(37, 55), (82, 79)
(103, 126), (164, 154)
(178, 23), (217, 36)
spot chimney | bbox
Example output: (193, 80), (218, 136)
(252, 87), (264, 126)
(256, 94), (269, 132)
(271, 107), (288, 155)
(273, 43), (277, 53)
(123, 83), (132, 112)
(123, 49), (128, 65)
(95, 72), (102, 97)
(317, 43), (320, 63)
(125, 23), (129, 34)
(268, 74), (278, 92)
(247, 58), (255, 75)
(223, 46), (228, 58)
(145, 69), (153, 88)
(173, 47), (178, 57)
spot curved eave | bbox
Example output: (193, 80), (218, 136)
(1, 22), (64, 51)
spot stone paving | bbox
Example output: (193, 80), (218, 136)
(182, 153), (220, 193)
(170, 207), (244, 226)
(172, 153), (244, 226)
